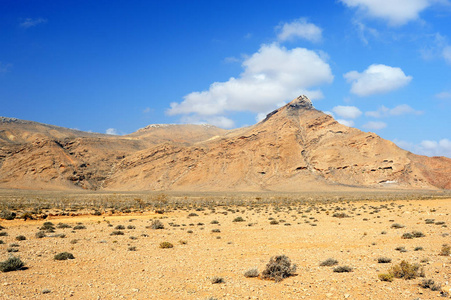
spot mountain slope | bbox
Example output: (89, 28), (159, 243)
(0, 96), (449, 191)
(0, 118), (227, 190)
(103, 96), (451, 191)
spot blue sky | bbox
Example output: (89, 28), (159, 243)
(0, 0), (450, 157)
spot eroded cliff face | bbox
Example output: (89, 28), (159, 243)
(0, 96), (450, 191)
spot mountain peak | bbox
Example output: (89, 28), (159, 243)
(262, 95), (314, 123)
(287, 95), (313, 110)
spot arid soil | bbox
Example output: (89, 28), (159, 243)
(1, 197), (451, 299)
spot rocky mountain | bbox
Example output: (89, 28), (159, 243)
(0, 96), (450, 191)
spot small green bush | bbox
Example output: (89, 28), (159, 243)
(110, 230), (124, 236)
(1, 211), (16, 220)
(401, 233), (413, 239)
(40, 222), (55, 231)
(332, 213), (349, 218)
(320, 258), (338, 266)
(233, 217), (245, 222)
(159, 242), (173, 249)
(439, 244), (451, 256)
(15, 235), (26, 241)
(0, 256), (25, 272)
(377, 257), (392, 264)
(35, 231), (46, 238)
(57, 223), (72, 229)
(378, 273), (394, 282)
(412, 231), (425, 238)
(333, 266), (352, 273)
(54, 252), (75, 260)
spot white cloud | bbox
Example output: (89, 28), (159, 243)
(420, 32), (451, 65)
(365, 106), (389, 118)
(420, 32), (447, 61)
(168, 43), (333, 126)
(106, 128), (118, 135)
(395, 138), (451, 157)
(143, 107), (152, 113)
(393, 139), (414, 151)
(224, 56), (240, 63)
(353, 20), (379, 45)
(344, 64), (412, 97)
(332, 105), (362, 119)
(390, 104), (422, 115)
(20, 18), (47, 28)
(337, 119), (355, 127)
(436, 91), (451, 99)
(420, 139), (451, 157)
(443, 46), (451, 64)
(365, 104), (423, 117)
(276, 18), (322, 43)
(256, 113), (267, 123)
(340, 0), (438, 26)
(363, 121), (387, 130)
(180, 115), (235, 129)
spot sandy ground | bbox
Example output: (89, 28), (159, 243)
(1, 198), (451, 299)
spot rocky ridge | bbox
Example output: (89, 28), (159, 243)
(0, 96), (449, 191)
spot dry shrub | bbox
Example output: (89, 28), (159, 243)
(333, 266), (352, 273)
(389, 260), (424, 280)
(151, 220), (164, 230)
(439, 244), (451, 256)
(211, 276), (224, 284)
(320, 258), (338, 266)
(261, 255), (296, 282)
(378, 273), (394, 282)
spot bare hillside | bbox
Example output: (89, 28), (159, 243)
(0, 96), (449, 191)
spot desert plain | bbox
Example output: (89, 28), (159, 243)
(0, 190), (451, 299)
